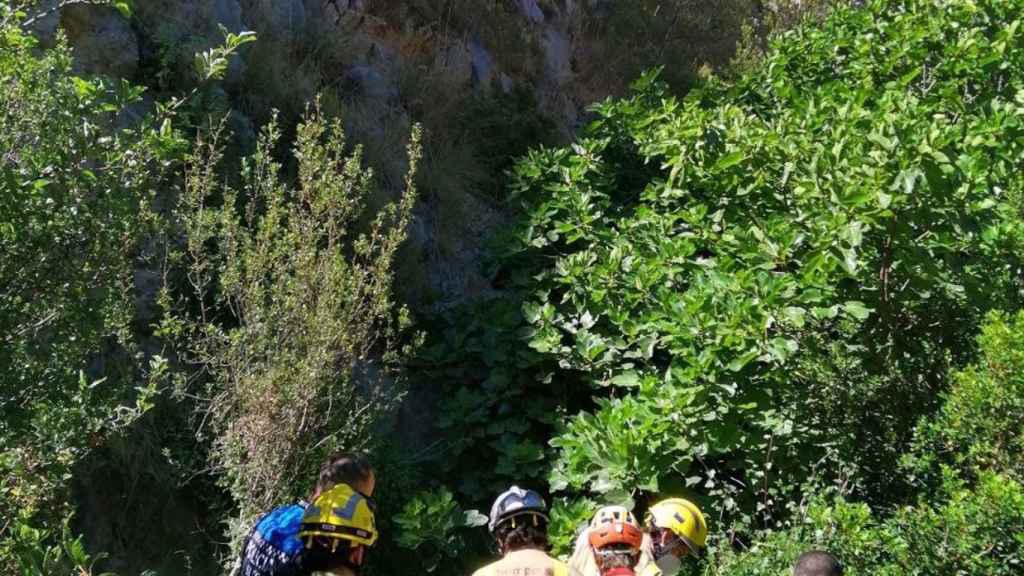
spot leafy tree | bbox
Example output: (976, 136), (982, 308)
(0, 2), (182, 558)
(1, 2), (255, 570)
(524, 0), (1023, 524)
(424, 0), (1024, 546)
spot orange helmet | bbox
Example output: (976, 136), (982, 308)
(588, 519), (643, 551)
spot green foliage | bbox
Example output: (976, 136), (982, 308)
(163, 106), (423, 551)
(442, 85), (558, 201)
(709, 307), (1024, 574)
(575, 0), (752, 93)
(547, 496), (597, 558)
(905, 310), (1024, 487)
(393, 488), (488, 573)
(194, 26), (256, 84)
(8, 518), (123, 576)
(417, 297), (578, 503)
(706, 472), (1024, 576)
(2, 5), (271, 571)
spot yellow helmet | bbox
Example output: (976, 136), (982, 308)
(645, 498), (707, 553)
(299, 483), (378, 547)
(590, 505), (640, 530)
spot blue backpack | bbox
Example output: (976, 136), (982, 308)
(239, 503), (308, 576)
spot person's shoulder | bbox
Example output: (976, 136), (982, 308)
(471, 558), (501, 576)
(549, 555), (582, 576)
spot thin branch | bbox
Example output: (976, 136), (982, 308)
(22, 0), (110, 29)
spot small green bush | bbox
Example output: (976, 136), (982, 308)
(708, 308), (1024, 574)
(706, 472), (1024, 576)
(906, 310), (1024, 486)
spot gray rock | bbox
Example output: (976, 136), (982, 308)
(343, 64), (398, 102)
(541, 27), (572, 87)
(60, 4), (139, 79)
(246, 0), (305, 34)
(588, 0), (614, 19)
(25, 0), (60, 47)
(212, 0), (244, 33)
(468, 37), (495, 89)
(317, 0), (365, 11)
(133, 268), (162, 325)
(228, 109), (257, 154)
(114, 94), (156, 131)
(516, 0), (545, 23)
(436, 42), (473, 87)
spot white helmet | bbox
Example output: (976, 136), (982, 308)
(589, 505), (639, 530)
(488, 485), (548, 533)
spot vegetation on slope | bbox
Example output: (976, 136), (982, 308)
(0, 7), (182, 570)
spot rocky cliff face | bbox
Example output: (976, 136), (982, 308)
(38, 0), (750, 312)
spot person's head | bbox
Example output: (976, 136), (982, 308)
(488, 486), (550, 555)
(793, 551), (843, 576)
(312, 451), (375, 502)
(299, 483), (378, 575)
(644, 498), (708, 575)
(588, 506), (643, 576)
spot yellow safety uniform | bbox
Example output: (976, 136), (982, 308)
(473, 548), (580, 576)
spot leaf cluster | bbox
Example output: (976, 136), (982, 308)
(393, 487), (489, 573)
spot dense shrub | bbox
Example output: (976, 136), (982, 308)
(418, 0), (1024, 553)
(704, 472), (1024, 576)
(707, 310), (1024, 575)
(514, 0), (1023, 525)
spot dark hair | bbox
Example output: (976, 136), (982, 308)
(494, 515), (549, 553)
(793, 551), (843, 576)
(311, 452), (373, 501)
